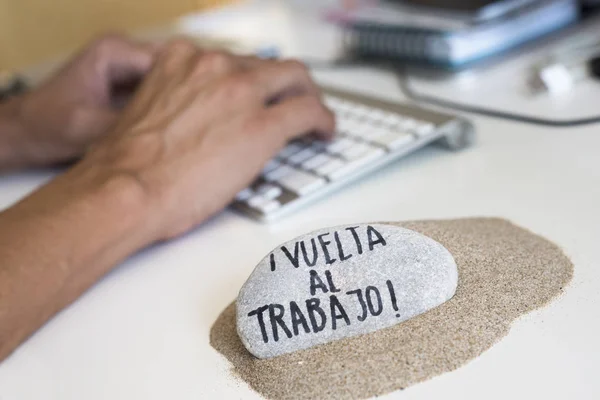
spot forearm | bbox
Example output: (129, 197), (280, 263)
(0, 163), (151, 361)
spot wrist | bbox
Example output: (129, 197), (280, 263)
(57, 159), (158, 253)
(6, 159), (157, 277)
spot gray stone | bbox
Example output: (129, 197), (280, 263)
(236, 224), (458, 359)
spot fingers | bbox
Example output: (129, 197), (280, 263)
(154, 39), (318, 101)
(154, 41), (265, 84)
(89, 35), (158, 83)
(155, 37), (265, 71)
(138, 36), (319, 110)
(110, 37), (335, 150)
(246, 59), (320, 103)
(154, 38), (201, 71)
(256, 94), (336, 150)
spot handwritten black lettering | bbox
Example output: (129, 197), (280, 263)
(300, 238), (319, 267)
(289, 301), (311, 336)
(248, 305), (270, 343)
(309, 270), (329, 295)
(270, 226), (389, 271)
(345, 226), (363, 255)
(334, 231), (352, 261)
(306, 298), (327, 333)
(269, 304), (293, 342)
(386, 280), (400, 318)
(366, 225), (387, 251)
(329, 295), (351, 330)
(325, 270), (340, 293)
(365, 286), (383, 316)
(317, 233), (336, 265)
(281, 242), (300, 268)
(346, 289), (368, 321)
(247, 280), (402, 344)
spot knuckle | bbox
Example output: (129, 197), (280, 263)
(219, 74), (255, 101)
(157, 38), (198, 70)
(199, 50), (232, 73)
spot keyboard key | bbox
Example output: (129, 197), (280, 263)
(327, 148), (385, 181)
(258, 200), (281, 213)
(371, 132), (415, 150)
(345, 121), (371, 138)
(256, 183), (282, 200)
(262, 159), (281, 174)
(247, 195), (269, 208)
(314, 158), (345, 177)
(400, 118), (418, 131)
(302, 153), (332, 170)
(348, 122), (387, 140)
(236, 188), (253, 201)
(366, 109), (386, 121)
(264, 164), (293, 181)
(288, 148), (316, 165)
(310, 140), (330, 152)
(361, 126), (389, 140)
(278, 143), (303, 158)
(381, 112), (402, 126)
(326, 137), (354, 153)
(338, 142), (371, 161)
(337, 117), (356, 133)
(277, 170), (326, 195)
(324, 96), (341, 109)
(248, 197), (281, 214)
(349, 104), (371, 118)
(326, 97), (351, 114)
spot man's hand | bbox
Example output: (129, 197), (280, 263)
(75, 39), (335, 241)
(0, 38), (334, 362)
(5, 35), (156, 168)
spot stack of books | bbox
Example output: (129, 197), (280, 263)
(330, 0), (580, 69)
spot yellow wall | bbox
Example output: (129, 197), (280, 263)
(0, 0), (232, 69)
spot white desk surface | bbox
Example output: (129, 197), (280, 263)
(1, 1), (599, 399)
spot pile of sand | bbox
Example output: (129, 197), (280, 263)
(210, 218), (573, 399)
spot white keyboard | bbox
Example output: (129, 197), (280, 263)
(232, 87), (474, 221)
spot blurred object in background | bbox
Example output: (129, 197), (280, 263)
(401, 0), (538, 21)
(0, 70), (28, 101)
(530, 34), (600, 94)
(0, 0), (235, 70)
(333, 0), (580, 70)
(581, 0), (600, 15)
(341, 0), (379, 9)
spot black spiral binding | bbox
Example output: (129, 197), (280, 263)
(344, 23), (449, 65)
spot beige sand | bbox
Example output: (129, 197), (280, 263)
(210, 218), (573, 399)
